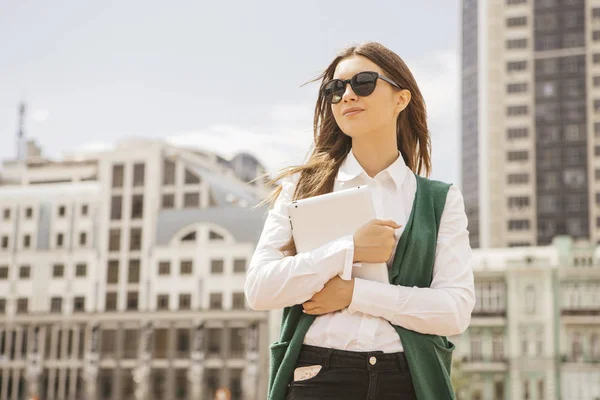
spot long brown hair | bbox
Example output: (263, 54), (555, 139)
(253, 41), (432, 256)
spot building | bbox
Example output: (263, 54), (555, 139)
(0, 139), (272, 400)
(452, 235), (600, 400)
(461, 0), (600, 248)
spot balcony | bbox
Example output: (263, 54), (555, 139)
(561, 308), (600, 325)
(460, 355), (508, 373)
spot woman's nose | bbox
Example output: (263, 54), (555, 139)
(341, 83), (357, 102)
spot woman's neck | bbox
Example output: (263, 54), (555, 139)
(351, 134), (399, 179)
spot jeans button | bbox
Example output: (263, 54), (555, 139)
(369, 356), (377, 365)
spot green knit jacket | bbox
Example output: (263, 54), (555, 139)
(267, 173), (457, 400)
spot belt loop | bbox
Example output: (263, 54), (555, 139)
(396, 352), (408, 373)
(321, 348), (334, 369)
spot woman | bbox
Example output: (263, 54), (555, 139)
(245, 42), (475, 400)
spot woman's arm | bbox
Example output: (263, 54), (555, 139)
(244, 172), (355, 311)
(347, 185), (475, 336)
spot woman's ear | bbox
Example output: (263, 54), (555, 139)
(396, 89), (411, 113)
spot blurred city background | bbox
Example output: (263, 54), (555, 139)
(0, 0), (599, 399)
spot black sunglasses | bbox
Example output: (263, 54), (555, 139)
(321, 71), (401, 104)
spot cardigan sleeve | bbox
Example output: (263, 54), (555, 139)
(347, 184), (475, 336)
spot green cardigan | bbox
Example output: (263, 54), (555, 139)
(267, 173), (457, 400)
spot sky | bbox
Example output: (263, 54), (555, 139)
(0, 0), (462, 186)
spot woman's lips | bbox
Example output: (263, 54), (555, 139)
(344, 110), (363, 116)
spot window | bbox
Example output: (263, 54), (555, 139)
(209, 231), (224, 240)
(58, 205), (66, 217)
(158, 262), (170, 275)
(75, 263), (87, 277)
(185, 169), (200, 184)
(506, 16), (527, 27)
(506, 0), (526, 4)
(73, 296), (85, 312)
(129, 228), (142, 251)
(181, 231), (196, 242)
(233, 259), (246, 273)
(180, 260), (193, 275)
(507, 82), (527, 93)
(507, 127), (528, 139)
(0, 265), (7, 280)
(131, 195), (144, 219)
(163, 160), (176, 185)
(56, 233), (64, 248)
(508, 196), (529, 208)
(25, 207), (33, 219)
(0, 299), (5, 314)
(209, 293), (223, 309)
(507, 61), (527, 72)
(523, 381), (530, 400)
(110, 196), (122, 220)
(594, 31), (600, 41)
(133, 163), (145, 187)
(492, 334), (504, 361)
(470, 333), (483, 361)
(494, 381), (504, 400)
(109, 229), (121, 252)
(2, 208), (10, 220)
(507, 105), (528, 116)
(107, 260), (119, 284)
(506, 38), (528, 49)
(538, 379), (544, 400)
(1, 236), (8, 249)
(508, 220), (530, 231)
(157, 294), (169, 310)
(81, 204), (88, 216)
(105, 292), (117, 311)
(232, 292), (245, 309)
(50, 297), (62, 313)
(183, 193), (200, 208)
(525, 285), (536, 314)
(536, 330), (544, 356)
(207, 329), (222, 355)
(593, 8), (600, 20)
(572, 332), (583, 360)
(162, 194), (175, 209)
(591, 333), (600, 359)
(128, 259), (140, 283)
(112, 164), (124, 188)
(16, 298), (28, 314)
(211, 259), (224, 274)
(79, 232), (87, 247)
(19, 265), (30, 279)
(52, 264), (64, 278)
(230, 328), (245, 357)
(126, 292), (138, 310)
(179, 294), (191, 310)
(507, 151), (528, 161)
(176, 329), (190, 357)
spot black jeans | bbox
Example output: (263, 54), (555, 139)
(284, 344), (417, 400)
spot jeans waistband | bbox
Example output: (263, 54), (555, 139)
(297, 344), (410, 374)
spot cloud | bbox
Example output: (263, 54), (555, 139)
(32, 109), (50, 123)
(66, 50), (460, 184)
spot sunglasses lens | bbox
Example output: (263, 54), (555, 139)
(323, 80), (345, 104)
(352, 72), (376, 97)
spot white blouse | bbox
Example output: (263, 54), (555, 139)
(244, 149), (475, 352)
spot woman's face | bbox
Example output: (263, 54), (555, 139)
(329, 55), (409, 140)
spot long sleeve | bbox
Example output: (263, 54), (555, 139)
(347, 185), (475, 336)
(245, 172), (355, 311)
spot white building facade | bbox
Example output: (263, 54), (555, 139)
(0, 139), (271, 400)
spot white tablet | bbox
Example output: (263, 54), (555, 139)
(287, 185), (389, 283)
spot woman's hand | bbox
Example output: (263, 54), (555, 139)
(302, 276), (355, 315)
(353, 219), (402, 263)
